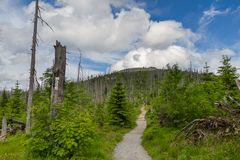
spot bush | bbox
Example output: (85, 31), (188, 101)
(50, 112), (96, 158)
(29, 102), (97, 159)
(29, 104), (96, 159)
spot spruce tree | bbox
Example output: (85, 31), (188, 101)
(9, 81), (25, 118)
(0, 89), (9, 116)
(202, 62), (213, 81)
(217, 55), (238, 91)
(108, 80), (130, 127)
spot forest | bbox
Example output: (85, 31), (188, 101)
(0, 54), (240, 159)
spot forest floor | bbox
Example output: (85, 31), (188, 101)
(114, 107), (152, 160)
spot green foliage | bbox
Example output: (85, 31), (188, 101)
(29, 103), (97, 159)
(28, 82), (99, 159)
(151, 64), (225, 127)
(39, 67), (53, 94)
(64, 82), (92, 110)
(144, 57), (240, 160)
(202, 62), (213, 81)
(0, 89), (9, 116)
(8, 81), (26, 120)
(160, 64), (183, 105)
(0, 134), (27, 160)
(217, 55), (239, 91)
(143, 126), (240, 160)
(51, 112), (96, 158)
(107, 80), (132, 127)
(94, 103), (107, 127)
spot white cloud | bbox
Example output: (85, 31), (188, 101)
(110, 47), (240, 74)
(143, 21), (197, 49)
(0, 0), (150, 88)
(199, 6), (230, 30)
(111, 46), (191, 71)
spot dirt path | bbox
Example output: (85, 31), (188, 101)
(114, 107), (152, 160)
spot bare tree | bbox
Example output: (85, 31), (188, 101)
(26, 0), (53, 134)
(26, 0), (39, 134)
(0, 116), (7, 140)
(77, 49), (83, 83)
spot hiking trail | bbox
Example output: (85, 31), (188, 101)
(114, 107), (152, 160)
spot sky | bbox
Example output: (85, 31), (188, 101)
(0, 0), (240, 89)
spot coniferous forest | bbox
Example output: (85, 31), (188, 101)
(0, 55), (240, 159)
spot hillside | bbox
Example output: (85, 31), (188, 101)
(84, 67), (165, 104)
(84, 67), (199, 104)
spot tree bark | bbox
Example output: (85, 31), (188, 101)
(51, 41), (66, 118)
(1, 116), (7, 139)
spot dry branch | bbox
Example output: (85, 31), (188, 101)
(176, 94), (240, 143)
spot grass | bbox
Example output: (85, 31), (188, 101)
(91, 126), (132, 160)
(0, 133), (27, 160)
(0, 106), (140, 160)
(142, 123), (240, 160)
(0, 128), (130, 160)
(0, 127), (131, 160)
(93, 105), (140, 160)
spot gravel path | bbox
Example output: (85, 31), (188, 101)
(114, 107), (152, 160)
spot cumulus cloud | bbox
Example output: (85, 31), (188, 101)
(111, 46), (191, 71)
(110, 47), (240, 73)
(143, 21), (197, 49)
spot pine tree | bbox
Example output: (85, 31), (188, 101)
(39, 67), (53, 94)
(202, 62), (213, 81)
(9, 81), (25, 119)
(108, 80), (130, 127)
(217, 55), (239, 91)
(0, 89), (9, 116)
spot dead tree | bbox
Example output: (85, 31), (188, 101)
(51, 41), (66, 118)
(236, 80), (240, 90)
(0, 116), (7, 140)
(26, 0), (39, 134)
(77, 50), (83, 83)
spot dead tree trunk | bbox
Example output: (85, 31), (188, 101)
(51, 41), (66, 118)
(26, 0), (39, 134)
(77, 50), (82, 83)
(1, 116), (7, 139)
(236, 80), (240, 90)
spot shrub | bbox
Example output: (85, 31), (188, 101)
(29, 102), (97, 159)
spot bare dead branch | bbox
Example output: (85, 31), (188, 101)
(176, 94), (240, 143)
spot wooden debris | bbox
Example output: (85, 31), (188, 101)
(176, 94), (240, 143)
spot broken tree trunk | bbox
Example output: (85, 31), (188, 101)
(1, 116), (7, 140)
(51, 41), (66, 118)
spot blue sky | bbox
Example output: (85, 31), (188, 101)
(0, 0), (240, 88)
(143, 0), (240, 51)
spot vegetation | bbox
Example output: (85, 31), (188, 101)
(0, 70), (138, 159)
(1, 54), (240, 159)
(107, 80), (132, 127)
(143, 55), (240, 159)
(0, 134), (27, 160)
